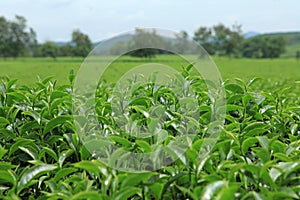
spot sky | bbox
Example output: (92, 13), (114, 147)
(0, 0), (299, 42)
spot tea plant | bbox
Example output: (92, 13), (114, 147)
(0, 67), (299, 199)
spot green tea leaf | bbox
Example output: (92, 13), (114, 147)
(0, 128), (16, 140)
(0, 170), (16, 186)
(130, 105), (150, 118)
(253, 147), (270, 163)
(58, 149), (73, 168)
(136, 140), (152, 153)
(216, 184), (239, 200)
(22, 111), (41, 124)
(0, 162), (16, 170)
(121, 172), (155, 187)
(176, 185), (197, 200)
(113, 186), (141, 200)
(0, 117), (9, 127)
(242, 137), (258, 155)
(243, 122), (266, 132)
(225, 84), (244, 94)
(246, 77), (262, 88)
(9, 138), (35, 156)
(71, 191), (102, 200)
(53, 168), (78, 183)
(44, 115), (71, 133)
(17, 164), (57, 194)
(129, 97), (152, 107)
(7, 79), (18, 90)
(245, 128), (267, 137)
(0, 147), (7, 160)
(256, 136), (269, 150)
(73, 160), (103, 176)
(7, 92), (28, 103)
(39, 147), (58, 161)
(226, 104), (244, 112)
(50, 91), (68, 102)
(201, 180), (227, 200)
(18, 146), (38, 160)
(109, 135), (132, 147)
(149, 182), (164, 199)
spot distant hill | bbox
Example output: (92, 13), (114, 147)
(53, 41), (73, 46)
(243, 31), (260, 38)
(93, 33), (133, 47)
(262, 32), (300, 45)
(91, 33), (133, 55)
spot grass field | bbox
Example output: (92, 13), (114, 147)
(0, 56), (299, 86)
(0, 57), (84, 85)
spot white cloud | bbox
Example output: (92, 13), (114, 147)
(0, 0), (298, 42)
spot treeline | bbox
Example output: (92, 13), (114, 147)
(0, 15), (92, 59)
(0, 15), (287, 59)
(108, 25), (286, 59)
(38, 30), (92, 59)
(193, 24), (286, 58)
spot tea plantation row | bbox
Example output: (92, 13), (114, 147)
(0, 69), (299, 199)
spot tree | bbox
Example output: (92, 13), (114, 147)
(7, 15), (31, 58)
(40, 41), (58, 60)
(297, 51), (300, 60)
(71, 29), (92, 57)
(211, 23), (244, 57)
(242, 37), (263, 58)
(0, 16), (9, 58)
(174, 31), (189, 54)
(223, 24), (244, 57)
(265, 36), (286, 58)
(193, 27), (215, 55)
(212, 23), (231, 55)
(59, 44), (73, 57)
(25, 28), (38, 57)
(128, 28), (163, 59)
(194, 24), (244, 57)
(0, 15), (37, 58)
(242, 36), (286, 58)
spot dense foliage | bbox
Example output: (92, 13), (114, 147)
(0, 66), (299, 199)
(242, 36), (286, 58)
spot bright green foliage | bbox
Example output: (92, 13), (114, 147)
(0, 67), (299, 199)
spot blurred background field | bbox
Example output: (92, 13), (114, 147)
(0, 56), (299, 86)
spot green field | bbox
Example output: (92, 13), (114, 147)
(0, 56), (299, 86)
(0, 57), (84, 85)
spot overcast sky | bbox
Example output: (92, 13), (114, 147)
(1, 0), (299, 42)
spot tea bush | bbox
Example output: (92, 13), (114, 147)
(0, 68), (299, 199)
